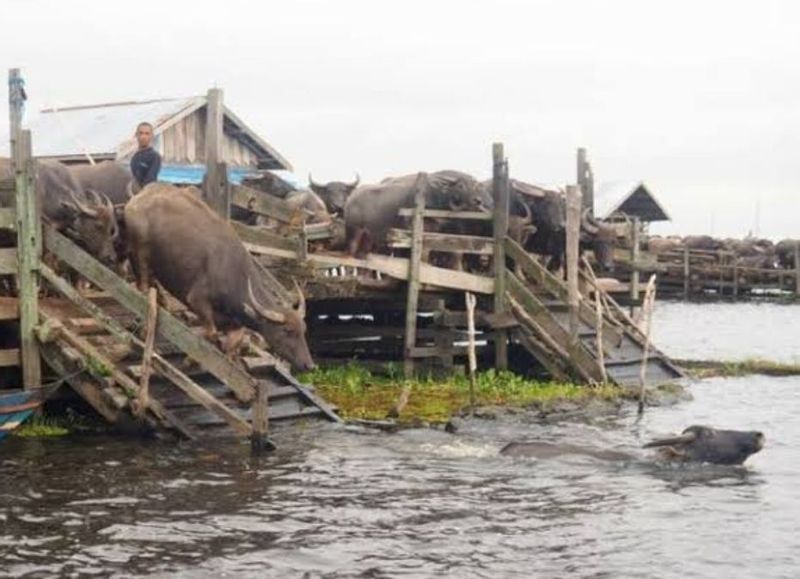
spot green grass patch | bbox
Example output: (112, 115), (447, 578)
(678, 358), (800, 379)
(301, 364), (622, 424)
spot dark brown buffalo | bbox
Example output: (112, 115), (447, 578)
(309, 174), (359, 217)
(124, 183), (315, 371)
(285, 189), (331, 227)
(345, 170), (492, 257)
(647, 236), (683, 254)
(644, 425), (765, 465)
(775, 239), (799, 269)
(38, 160), (118, 266)
(684, 235), (723, 251)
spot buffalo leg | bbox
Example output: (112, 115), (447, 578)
(222, 326), (247, 360)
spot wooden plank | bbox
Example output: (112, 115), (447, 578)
(0, 297), (19, 320)
(230, 184), (296, 223)
(565, 185), (581, 349)
(397, 208), (492, 220)
(404, 174), (426, 377)
(0, 348), (20, 367)
(493, 143), (509, 370)
(0, 207), (16, 231)
(231, 221), (301, 253)
(14, 129), (41, 389)
(43, 228), (257, 402)
(629, 217), (641, 310)
(507, 273), (604, 383)
(387, 228), (494, 254)
(0, 247), (18, 275)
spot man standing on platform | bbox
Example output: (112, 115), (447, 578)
(130, 122), (161, 190)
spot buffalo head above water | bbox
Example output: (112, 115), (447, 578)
(644, 425), (765, 465)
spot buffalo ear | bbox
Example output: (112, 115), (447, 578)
(60, 200), (79, 220)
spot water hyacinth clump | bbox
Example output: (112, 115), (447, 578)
(301, 364), (621, 424)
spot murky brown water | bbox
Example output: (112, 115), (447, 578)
(1, 304), (799, 578)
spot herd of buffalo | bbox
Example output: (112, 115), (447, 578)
(648, 234), (800, 270)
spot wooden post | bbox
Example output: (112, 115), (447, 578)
(250, 381), (275, 453)
(577, 147), (594, 214)
(565, 185), (582, 350)
(14, 130), (41, 390)
(638, 274), (657, 415)
(465, 292), (478, 412)
(403, 173), (426, 378)
(492, 143), (510, 370)
(204, 87), (229, 219)
(733, 259), (739, 299)
(434, 298), (453, 373)
(629, 217), (641, 315)
(794, 242), (800, 297)
(683, 245), (690, 300)
(595, 293), (607, 384)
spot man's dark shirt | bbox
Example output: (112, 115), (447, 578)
(130, 146), (161, 187)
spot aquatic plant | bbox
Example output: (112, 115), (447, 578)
(678, 358), (800, 379)
(301, 363), (622, 424)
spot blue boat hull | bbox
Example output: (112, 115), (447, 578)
(0, 390), (44, 440)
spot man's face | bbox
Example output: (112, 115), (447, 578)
(136, 125), (153, 148)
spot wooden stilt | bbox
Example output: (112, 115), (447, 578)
(492, 143), (510, 370)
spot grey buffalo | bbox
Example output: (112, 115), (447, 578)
(68, 161), (136, 205)
(644, 425), (765, 465)
(345, 170), (492, 257)
(309, 174), (360, 217)
(125, 183), (315, 371)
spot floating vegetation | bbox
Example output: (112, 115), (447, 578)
(678, 358), (800, 379)
(302, 364), (622, 424)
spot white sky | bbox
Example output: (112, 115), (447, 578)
(1, 0), (798, 238)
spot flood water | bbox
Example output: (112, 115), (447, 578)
(2, 303), (800, 578)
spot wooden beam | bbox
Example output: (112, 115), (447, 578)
(630, 217), (641, 312)
(231, 221), (302, 253)
(404, 174), (426, 378)
(43, 227), (257, 402)
(14, 129), (41, 389)
(0, 297), (19, 320)
(387, 228), (494, 254)
(230, 184), (296, 223)
(397, 208), (492, 220)
(203, 88), (228, 219)
(565, 185), (581, 350)
(492, 143), (509, 370)
(0, 247), (18, 275)
(0, 348), (20, 367)
(0, 208), (16, 231)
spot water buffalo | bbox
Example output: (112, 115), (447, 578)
(647, 236), (683, 254)
(285, 189), (331, 227)
(38, 160), (118, 266)
(308, 174), (359, 217)
(644, 425), (765, 465)
(345, 170), (492, 257)
(500, 441), (633, 462)
(775, 239), (799, 269)
(124, 183), (315, 371)
(68, 161), (136, 204)
(684, 235), (723, 251)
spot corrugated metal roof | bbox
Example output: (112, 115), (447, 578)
(24, 95), (292, 170)
(29, 97), (203, 158)
(595, 180), (671, 222)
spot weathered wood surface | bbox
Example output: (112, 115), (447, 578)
(230, 184), (296, 223)
(387, 228), (494, 255)
(0, 207), (16, 230)
(565, 185), (581, 349)
(493, 143), (509, 370)
(404, 175), (426, 377)
(396, 208), (492, 220)
(203, 88), (228, 219)
(14, 129), (41, 389)
(44, 226), (257, 402)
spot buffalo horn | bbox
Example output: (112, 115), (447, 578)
(642, 431), (698, 448)
(308, 173), (322, 189)
(247, 279), (287, 324)
(66, 188), (98, 217)
(347, 173), (361, 188)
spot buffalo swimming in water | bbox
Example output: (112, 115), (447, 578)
(500, 426), (765, 466)
(643, 425), (765, 466)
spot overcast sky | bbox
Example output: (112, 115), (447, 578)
(1, 0), (798, 238)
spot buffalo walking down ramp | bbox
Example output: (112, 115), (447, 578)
(37, 226), (338, 442)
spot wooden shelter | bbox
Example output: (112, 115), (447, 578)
(595, 181), (671, 223)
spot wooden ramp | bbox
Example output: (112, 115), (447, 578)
(505, 238), (684, 387)
(38, 226), (338, 442)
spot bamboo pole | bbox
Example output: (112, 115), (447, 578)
(465, 292), (478, 412)
(135, 287), (159, 417)
(629, 217), (641, 316)
(595, 294), (607, 384)
(638, 274), (657, 415)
